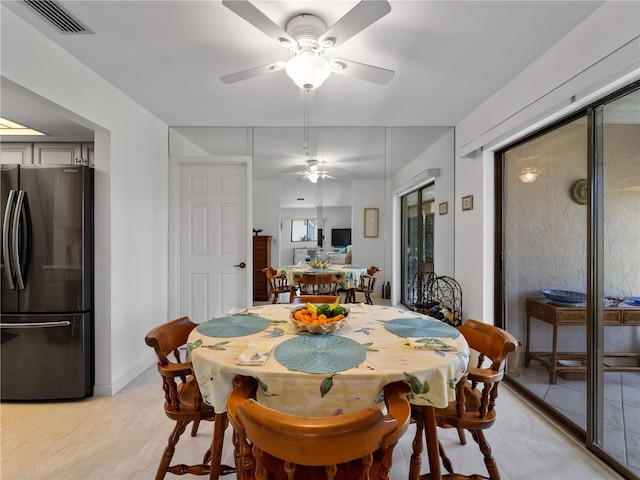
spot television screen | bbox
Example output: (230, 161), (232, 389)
(331, 228), (351, 247)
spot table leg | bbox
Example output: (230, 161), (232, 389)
(525, 312), (531, 368)
(423, 405), (442, 480)
(209, 412), (232, 480)
(550, 323), (558, 384)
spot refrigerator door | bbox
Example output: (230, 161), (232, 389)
(17, 166), (93, 313)
(0, 313), (93, 400)
(1, 165), (19, 313)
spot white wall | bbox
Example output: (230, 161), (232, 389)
(454, 1), (640, 324)
(350, 181), (384, 272)
(2, 6), (170, 395)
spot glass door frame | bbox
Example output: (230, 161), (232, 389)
(495, 80), (640, 479)
(400, 182), (435, 309)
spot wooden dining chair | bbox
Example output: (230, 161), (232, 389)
(409, 319), (518, 480)
(227, 375), (412, 480)
(263, 267), (290, 304)
(290, 295), (340, 305)
(345, 266), (381, 304)
(145, 316), (232, 480)
(293, 272), (341, 298)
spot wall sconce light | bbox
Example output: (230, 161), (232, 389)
(518, 167), (540, 183)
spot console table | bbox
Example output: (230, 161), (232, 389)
(525, 298), (640, 384)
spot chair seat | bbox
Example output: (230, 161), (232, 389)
(412, 398), (497, 433)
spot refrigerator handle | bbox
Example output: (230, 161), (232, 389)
(2, 190), (16, 289)
(12, 190), (26, 289)
(0, 321), (71, 329)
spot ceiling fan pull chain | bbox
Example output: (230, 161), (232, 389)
(303, 89), (310, 154)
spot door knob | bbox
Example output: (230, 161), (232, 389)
(234, 262), (246, 269)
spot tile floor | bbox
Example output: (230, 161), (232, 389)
(516, 362), (640, 478)
(0, 364), (622, 480)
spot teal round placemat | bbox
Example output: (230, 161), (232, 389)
(274, 335), (366, 374)
(196, 315), (270, 338)
(384, 317), (460, 339)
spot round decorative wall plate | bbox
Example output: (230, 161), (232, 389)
(571, 178), (588, 205)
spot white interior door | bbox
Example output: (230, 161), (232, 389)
(179, 163), (247, 322)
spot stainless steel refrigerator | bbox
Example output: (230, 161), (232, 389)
(1, 164), (93, 400)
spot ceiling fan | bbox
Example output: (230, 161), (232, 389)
(288, 159), (336, 183)
(220, 0), (394, 90)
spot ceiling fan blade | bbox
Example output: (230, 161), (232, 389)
(330, 59), (394, 85)
(222, 0), (295, 47)
(319, 0), (391, 49)
(220, 61), (286, 84)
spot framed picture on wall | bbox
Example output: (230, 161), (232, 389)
(364, 208), (379, 238)
(462, 195), (473, 211)
(439, 202), (448, 215)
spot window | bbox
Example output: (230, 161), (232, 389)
(291, 219), (317, 242)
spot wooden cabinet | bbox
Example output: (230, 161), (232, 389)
(1, 143), (33, 164)
(1, 142), (93, 165)
(253, 235), (272, 301)
(34, 143), (81, 165)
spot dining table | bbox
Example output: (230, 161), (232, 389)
(188, 303), (470, 480)
(277, 263), (368, 295)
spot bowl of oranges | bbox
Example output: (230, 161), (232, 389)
(290, 300), (350, 334)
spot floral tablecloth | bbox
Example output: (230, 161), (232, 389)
(189, 304), (469, 417)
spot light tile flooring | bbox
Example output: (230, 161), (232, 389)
(516, 362), (640, 478)
(0, 365), (622, 480)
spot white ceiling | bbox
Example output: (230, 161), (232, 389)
(1, 1), (605, 133)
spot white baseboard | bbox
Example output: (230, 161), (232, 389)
(93, 353), (156, 396)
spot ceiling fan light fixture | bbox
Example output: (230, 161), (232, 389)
(308, 171), (319, 183)
(285, 51), (331, 90)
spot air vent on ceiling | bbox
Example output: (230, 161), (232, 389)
(23, 0), (92, 34)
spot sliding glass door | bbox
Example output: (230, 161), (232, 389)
(499, 83), (639, 478)
(597, 88), (640, 473)
(401, 184), (435, 308)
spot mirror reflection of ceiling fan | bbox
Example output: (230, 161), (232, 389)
(286, 159), (336, 183)
(220, 0), (394, 90)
